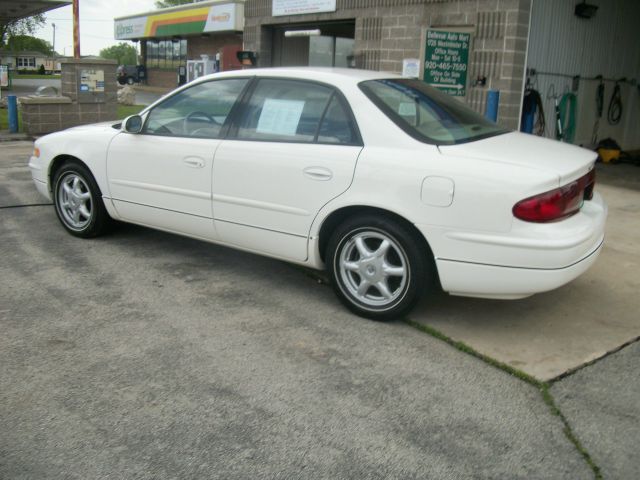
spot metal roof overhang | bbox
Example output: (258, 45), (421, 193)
(0, 0), (71, 23)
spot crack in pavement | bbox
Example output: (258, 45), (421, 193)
(0, 203), (53, 209)
(404, 319), (604, 480)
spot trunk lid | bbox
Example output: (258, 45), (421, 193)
(438, 131), (596, 185)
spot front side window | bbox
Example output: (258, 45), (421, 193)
(144, 78), (248, 138)
(235, 79), (334, 143)
(359, 79), (508, 145)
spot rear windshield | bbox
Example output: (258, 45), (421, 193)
(359, 79), (509, 145)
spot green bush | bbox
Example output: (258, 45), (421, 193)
(38, 64), (45, 75)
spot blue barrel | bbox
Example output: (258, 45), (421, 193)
(7, 95), (18, 133)
(484, 89), (500, 122)
(521, 107), (535, 133)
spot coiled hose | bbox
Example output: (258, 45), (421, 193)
(558, 92), (577, 143)
(607, 82), (622, 125)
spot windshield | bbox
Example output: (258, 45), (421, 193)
(359, 79), (509, 145)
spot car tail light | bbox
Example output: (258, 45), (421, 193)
(513, 169), (595, 223)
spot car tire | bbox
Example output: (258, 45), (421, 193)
(327, 214), (430, 320)
(126, 76), (134, 85)
(52, 162), (112, 238)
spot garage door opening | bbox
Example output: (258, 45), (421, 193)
(271, 21), (355, 68)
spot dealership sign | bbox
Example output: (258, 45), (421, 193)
(115, 3), (241, 40)
(423, 29), (470, 97)
(272, 0), (336, 16)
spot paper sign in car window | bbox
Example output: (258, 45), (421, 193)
(257, 99), (305, 136)
(398, 102), (417, 116)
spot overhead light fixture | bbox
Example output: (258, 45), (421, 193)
(575, 1), (598, 19)
(284, 29), (321, 37)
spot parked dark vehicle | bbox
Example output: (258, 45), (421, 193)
(117, 65), (143, 85)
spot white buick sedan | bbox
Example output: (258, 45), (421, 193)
(29, 68), (607, 319)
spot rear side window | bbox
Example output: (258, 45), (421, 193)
(235, 79), (358, 144)
(317, 95), (358, 145)
(359, 79), (508, 145)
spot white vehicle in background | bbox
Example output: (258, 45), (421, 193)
(28, 68), (607, 320)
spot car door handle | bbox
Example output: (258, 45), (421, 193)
(303, 166), (333, 181)
(183, 157), (205, 168)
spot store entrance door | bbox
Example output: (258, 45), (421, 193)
(272, 21), (355, 68)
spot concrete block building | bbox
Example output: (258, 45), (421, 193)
(116, 0), (639, 148)
(243, 0), (532, 130)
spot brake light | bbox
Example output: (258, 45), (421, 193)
(513, 170), (595, 223)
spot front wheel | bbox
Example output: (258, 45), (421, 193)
(126, 76), (135, 85)
(53, 162), (112, 238)
(327, 215), (430, 320)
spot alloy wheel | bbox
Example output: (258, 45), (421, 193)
(57, 173), (93, 230)
(338, 230), (409, 308)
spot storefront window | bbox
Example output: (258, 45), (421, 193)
(172, 40), (181, 68)
(180, 39), (187, 59)
(144, 39), (187, 70)
(147, 41), (158, 68)
(158, 40), (166, 69)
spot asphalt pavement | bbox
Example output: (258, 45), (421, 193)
(1, 141), (638, 479)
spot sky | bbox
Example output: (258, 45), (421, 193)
(32, 0), (158, 56)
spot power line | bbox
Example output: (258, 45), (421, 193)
(46, 18), (113, 22)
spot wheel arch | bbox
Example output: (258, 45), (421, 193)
(317, 205), (436, 268)
(49, 155), (99, 195)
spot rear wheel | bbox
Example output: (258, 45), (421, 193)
(52, 162), (111, 238)
(327, 214), (430, 320)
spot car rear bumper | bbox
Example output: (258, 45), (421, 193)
(435, 235), (604, 299)
(417, 192), (607, 299)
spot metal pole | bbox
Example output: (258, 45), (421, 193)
(73, 0), (80, 59)
(8, 95), (18, 133)
(52, 23), (56, 58)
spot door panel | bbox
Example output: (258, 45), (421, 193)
(107, 134), (219, 238)
(212, 141), (362, 260)
(106, 77), (249, 239)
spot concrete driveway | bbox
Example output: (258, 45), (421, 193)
(1, 141), (638, 479)
(410, 175), (640, 380)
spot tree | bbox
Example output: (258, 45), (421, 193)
(155, 0), (198, 8)
(5, 35), (53, 55)
(99, 43), (138, 65)
(0, 14), (45, 48)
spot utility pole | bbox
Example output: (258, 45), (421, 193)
(52, 23), (56, 59)
(73, 0), (80, 58)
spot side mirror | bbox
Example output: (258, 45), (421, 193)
(123, 115), (143, 134)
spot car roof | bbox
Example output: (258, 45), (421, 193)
(197, 67), (401, 87)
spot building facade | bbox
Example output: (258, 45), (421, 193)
(115, 0), (638, 146)
(115, 0), (245, 88)
(243, 0), (531, 129)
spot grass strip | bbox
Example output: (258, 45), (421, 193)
(12, 74), (61, 79)
(404, 319), (542, 386)
(539, 385), (602, 479)
(404, 318), (603, 480)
